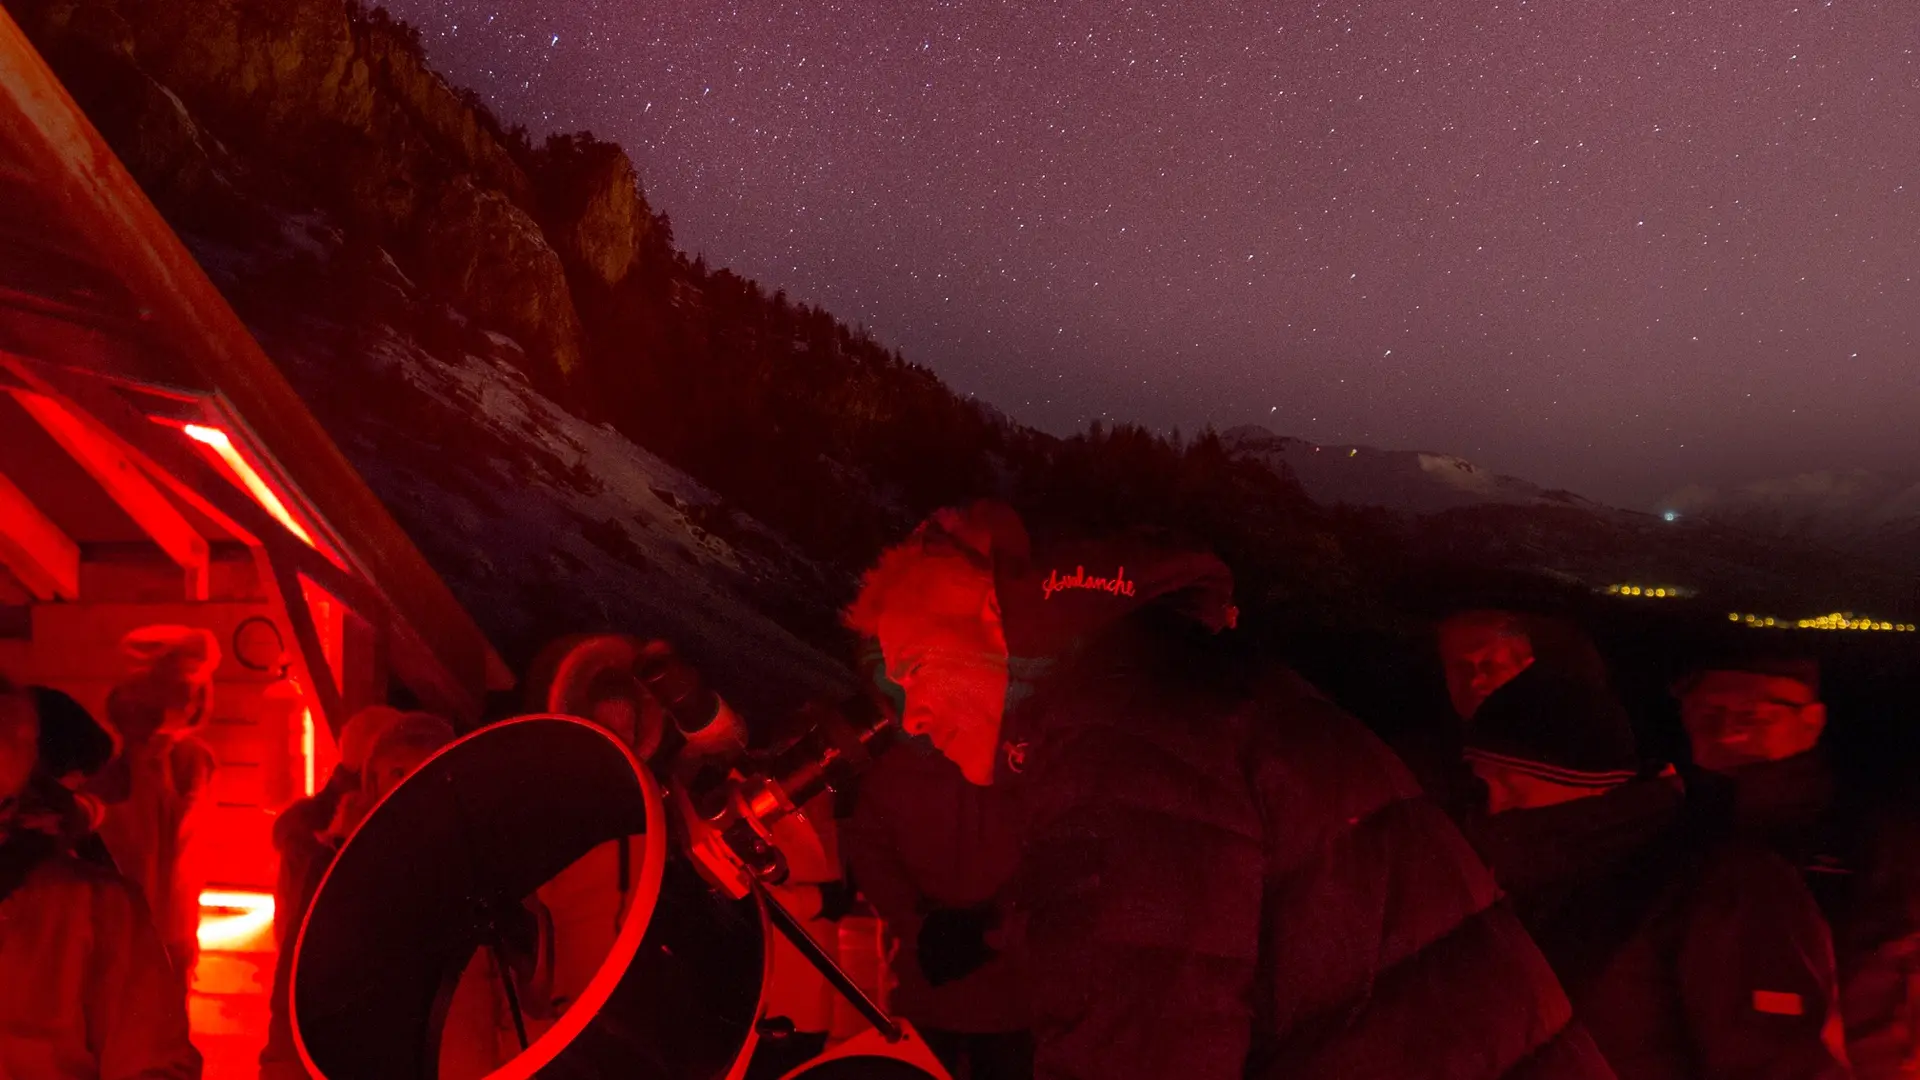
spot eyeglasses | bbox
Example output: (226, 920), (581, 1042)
(1685, 696), (1812, 725)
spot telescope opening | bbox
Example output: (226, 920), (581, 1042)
(292, 716), (767, 1080)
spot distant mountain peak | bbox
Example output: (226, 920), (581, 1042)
(1220, 428), (1598, 515)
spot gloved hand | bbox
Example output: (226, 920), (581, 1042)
(916, 902), (1000, 987)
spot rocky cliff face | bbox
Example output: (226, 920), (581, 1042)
(3, 0), (647, 388)
(417, 177), (584, 379)
(15, 1), (261, 238)
(531, 135), (649, 294)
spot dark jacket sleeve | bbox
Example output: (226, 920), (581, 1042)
(840, 777), (928, 956)
(1837, 808), (1920, 1080)
(1018, 719), (1262, 1080)
(1678, 846), (1853, 1080)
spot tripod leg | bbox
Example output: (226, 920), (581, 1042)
(754, 882), (903, 1042)
(491, 945), (531, 1051)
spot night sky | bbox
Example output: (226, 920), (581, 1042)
(379, 0), (1920, 507)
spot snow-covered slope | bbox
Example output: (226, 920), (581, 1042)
(1221, 426), (1602, 515)
(189, 215), (855, 719)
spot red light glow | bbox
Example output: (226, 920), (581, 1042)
(198, 889), (276, 952)
(181, 424), (316, 547)
(302, 707), (317, 798)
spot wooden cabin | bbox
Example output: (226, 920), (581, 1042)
(0, 7), (511, 1072)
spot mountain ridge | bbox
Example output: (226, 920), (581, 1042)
(1221, 425), (1611, 516)
(10, 0), (1914, 683)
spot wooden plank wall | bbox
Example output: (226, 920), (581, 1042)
(0, 596), (340, 891)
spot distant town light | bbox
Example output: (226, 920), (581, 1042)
(1604, 583), (1692, 599)
(1724, 611), (1917, 633)
(1662, 510), (1679, 523)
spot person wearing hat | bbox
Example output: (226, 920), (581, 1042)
(838, 634), (1031, 1080)
(93, 625), (223, 1002)
(845, 500), (1615, 1080)
(1577, 652), (1863, 1079)
(1456, 663), (1688, 1026)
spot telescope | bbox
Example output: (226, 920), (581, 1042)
(290, 637), (952, 1079)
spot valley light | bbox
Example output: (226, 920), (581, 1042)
(1726, 610), (1917, 632)
(1606, 583), (1692, 599)
(1663, 511), (1679, 522)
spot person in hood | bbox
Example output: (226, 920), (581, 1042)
(841, 653), (1032, 1079)
(845, 501), (1616, 1080)
(1439, 609), (1542, 722)
(271, 706), (405, 948)
(0, 676), (203, 1080)
(34, 686), (120, 794)
(1456, 661), (1687, 1006)
(91, 625), (222, 1001)
(17, 686), (120, 868)
(1579, 654), (1857, 1079)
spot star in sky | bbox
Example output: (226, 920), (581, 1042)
(383, 0), (1919, 506)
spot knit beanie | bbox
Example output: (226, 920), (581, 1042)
(1463, 666), (1640, 790)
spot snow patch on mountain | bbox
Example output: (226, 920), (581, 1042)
(1221, 426), (1602, 515)
(185, 221), (855, 719)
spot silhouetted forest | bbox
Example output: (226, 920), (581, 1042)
(448, 112), (1374, 618)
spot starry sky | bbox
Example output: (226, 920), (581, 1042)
(380, 0), (1919, 507)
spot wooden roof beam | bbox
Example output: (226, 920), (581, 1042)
(1, 352), (489, 725)
(0, 467), (79, 600)
(9, 387), (209, 600)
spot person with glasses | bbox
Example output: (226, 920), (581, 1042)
(1579, 654), (1857, 1079)
(844, 500), (1616, 1080)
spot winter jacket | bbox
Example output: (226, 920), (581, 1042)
(842, 739), (1028, 1035)
(1465, 773), (1687, 1001)
(1836, 806), (1920, 1080)
(0, 835), (202, 1080)
(985, 526), (1613, 1080)
(1579, 754), (1855, 1080)
(260, 832), (335, 1080)
(270, 778), (347, 950)
(95, 729), (216, 974)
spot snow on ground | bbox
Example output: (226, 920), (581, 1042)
(188, 223), (855, 721)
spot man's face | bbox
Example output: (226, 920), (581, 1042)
(1680, 671), (1825, 772)
(0, 692), (40, 806)
(1439, 619), (1536, 719)
(879, 606), (1010, 786)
